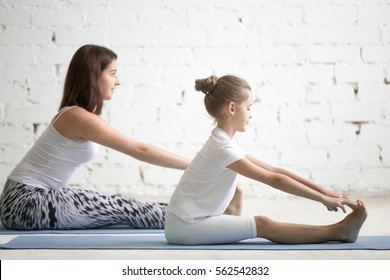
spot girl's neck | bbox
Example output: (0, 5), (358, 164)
(216, 122), (235, 139)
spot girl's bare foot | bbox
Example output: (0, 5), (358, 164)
(340, 200), (368, 243)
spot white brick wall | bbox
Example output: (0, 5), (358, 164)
(0, 0), (389, 199)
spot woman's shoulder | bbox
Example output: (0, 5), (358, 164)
(52, 106), (103, 141)
(66, 105), (90, 115)
(58, 106), (98, 121)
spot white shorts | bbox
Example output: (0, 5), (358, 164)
(165, 213), (257, 245)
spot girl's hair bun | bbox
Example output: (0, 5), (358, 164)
(195, 75), (218, 95)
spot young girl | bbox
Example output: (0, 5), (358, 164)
(165, 75), (367, 245)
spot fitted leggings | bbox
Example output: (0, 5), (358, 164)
(0, 179), (167, 230)
(165, 213), (257, 245)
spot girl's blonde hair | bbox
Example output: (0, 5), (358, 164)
(195, 75), (251, 119)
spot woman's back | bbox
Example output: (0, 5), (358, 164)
(8, 106), (99, 190)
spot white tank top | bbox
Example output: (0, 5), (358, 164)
(8, 106), (99, 190)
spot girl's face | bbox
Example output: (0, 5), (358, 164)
(99, 59), (120, 100)
(232, 90), (253, 132)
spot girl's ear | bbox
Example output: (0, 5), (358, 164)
(227, 102), (235, 116)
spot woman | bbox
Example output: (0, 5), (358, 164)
(0, 44), (193, 230)
(165, 74), (367, 245)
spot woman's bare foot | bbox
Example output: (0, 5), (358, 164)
(339, 200), (368, 243)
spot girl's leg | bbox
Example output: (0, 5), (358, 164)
(224, 183), (243, 216)
(165, 213), (257, 245)
(255, 202), (367, 244)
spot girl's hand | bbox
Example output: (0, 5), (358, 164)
(323, 191), (351, 211)
(325, 189), (350, 199)
(322, 196), (356, 213)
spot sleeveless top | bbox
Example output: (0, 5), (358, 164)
(8, 106), (100, 190)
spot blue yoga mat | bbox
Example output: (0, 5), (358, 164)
(0, 223), (163, 235)
(1, 235), (389, 250)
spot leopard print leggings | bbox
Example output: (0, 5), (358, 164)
(0, 179), (167, 230)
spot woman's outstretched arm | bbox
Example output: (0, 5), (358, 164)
(55, 107), (190, 170)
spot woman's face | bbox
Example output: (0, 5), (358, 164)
(99, 59), (120, 100)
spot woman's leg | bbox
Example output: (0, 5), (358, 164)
(255, 201), (367, 244)
(0, 180), (167, 230)
(56, 187), (168, 229)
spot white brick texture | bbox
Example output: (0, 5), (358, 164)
(0, 0), (389, 199)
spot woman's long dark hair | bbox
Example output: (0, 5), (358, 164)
(59, 44), (117, 115)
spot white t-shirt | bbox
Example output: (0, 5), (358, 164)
(167, 127), (246, 223)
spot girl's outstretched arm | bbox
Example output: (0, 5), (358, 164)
(245, 154), (345, 199)
(228, 157), (355, 213)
